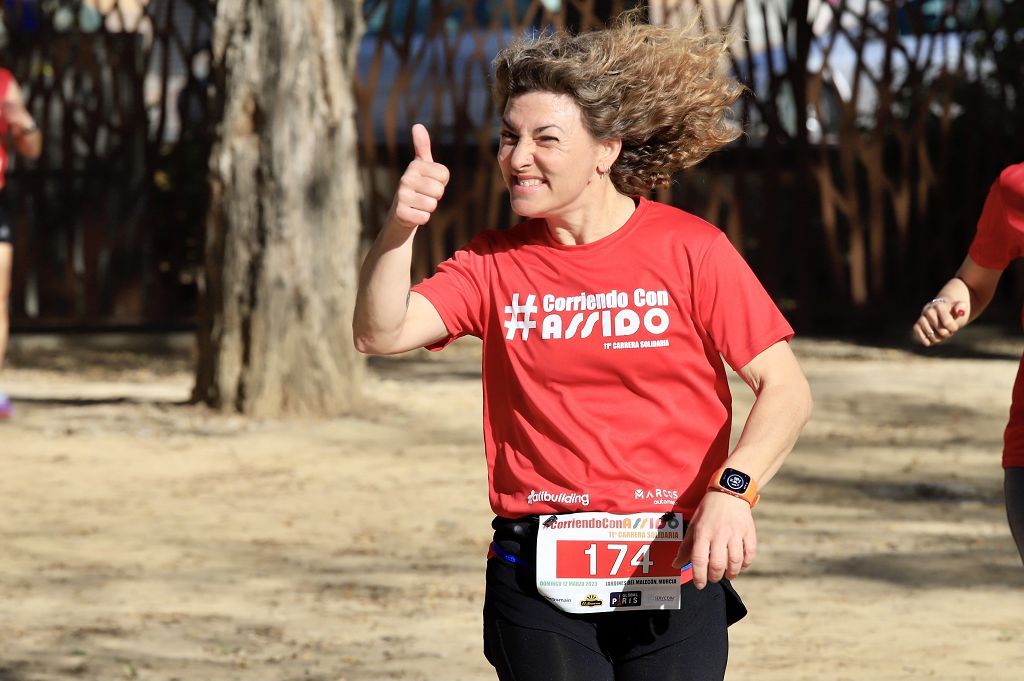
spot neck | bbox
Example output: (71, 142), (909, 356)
(545, 188), (637, 246)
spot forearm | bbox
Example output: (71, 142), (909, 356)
(677, 367), (811, 583)
(724, 380), (812, 488)
(354, 125), (450, 354)
(915, 257), (1003, 347)
(950, 260), (998, 323)
(353, 219), (418, 352)
(3, 85), (41, 160)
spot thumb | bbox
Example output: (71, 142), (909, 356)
(412, 123), (433, 163)
(951, 300), (967, 319)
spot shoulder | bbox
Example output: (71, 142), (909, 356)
(636, 198), (727, 254)
(641, 199), (723, 237)
(996, 163), (1024, 198)
(988, 162), (1024, 229)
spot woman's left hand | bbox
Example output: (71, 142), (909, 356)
(672, 491), (756, 589)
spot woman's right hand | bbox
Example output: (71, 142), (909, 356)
(390, 124), (450, 230)
(913, 297), (967, 347)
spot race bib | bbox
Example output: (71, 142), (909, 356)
(535, 512), (689, 614)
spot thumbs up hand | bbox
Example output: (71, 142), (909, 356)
(390, 124), (451, 230)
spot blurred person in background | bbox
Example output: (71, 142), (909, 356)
(913, 162), (1024, 565)
(0, 65), (42, 419)
(354, 12), (812, 681)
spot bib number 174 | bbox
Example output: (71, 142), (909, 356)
(556, 540), (681, 579)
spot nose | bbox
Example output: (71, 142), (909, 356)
(508, 139), (534, 171)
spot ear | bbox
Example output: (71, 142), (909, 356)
(598, 137), (622, 170)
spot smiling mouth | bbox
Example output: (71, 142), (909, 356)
(512, 176), (546, 191)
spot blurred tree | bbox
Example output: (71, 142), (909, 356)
(193, 0), (364, 416)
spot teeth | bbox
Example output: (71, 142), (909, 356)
(517, 178), (542, 187)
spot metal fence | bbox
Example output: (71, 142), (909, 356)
(356, 0), (1024, 329)
(684, 0), (1024, 327)
(356, 0), (638, 283)
(5, 0), (1023, 330)
(4, 0), (214, 328)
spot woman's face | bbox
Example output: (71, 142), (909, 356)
(497, 91), (617, 219)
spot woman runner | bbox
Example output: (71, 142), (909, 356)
(0, 66), (42, 419)
(354, 14), (813, 681)
(913, 162), (1024, 565)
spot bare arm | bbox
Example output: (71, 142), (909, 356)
(675, 341), (813, 588)
(913, 255), (1002, 347)
(725, 340), (814, 486)
(354, 223), (448, 354)
(3, 79), (41, 160)
(353, 125), (450, 355)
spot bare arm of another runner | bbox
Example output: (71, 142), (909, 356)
(913, 256), (1002, 347)
(675, 340), (812, 588)
(4, 79), (41, 160)
(353, 124), (450, 355)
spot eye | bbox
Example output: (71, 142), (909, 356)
(538, 136), (559, 144)
(499, 130), (518, 144)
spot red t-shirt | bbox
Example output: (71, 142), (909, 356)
(968, 162), (1024, 467)
(0, 68), (13, 189)
(412, 197), (794, 517)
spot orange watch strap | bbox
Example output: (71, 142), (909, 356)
(708, 466), (760, 508)
(707, 487), (760, 508)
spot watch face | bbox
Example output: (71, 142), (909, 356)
(721, 468), (750, 494)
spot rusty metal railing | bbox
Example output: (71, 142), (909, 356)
(4, 0), (1021, 329)
(357, 0), (1024, 328)
(4, 0), (214, 328)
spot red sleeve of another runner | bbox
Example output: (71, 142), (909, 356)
(0, 69), (12, 135)
(411, 232), (493, 351)
(969, 165), (1024, 270)
(0, 69), (11, 103)
(693, 233), (794, 371)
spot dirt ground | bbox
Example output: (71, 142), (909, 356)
(1, 330), (1023, 681)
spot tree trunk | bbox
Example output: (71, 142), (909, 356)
(194, 0), (364, 416)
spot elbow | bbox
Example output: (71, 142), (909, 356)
(352, 326), (399, 356)
(798, 379), (814, 427)
(353, 335), (375, 355)
(353, 330), (384, 355)
(351, 319), (375, 355)
(768, 373), (813, 428)
(352, 313), (380, 355)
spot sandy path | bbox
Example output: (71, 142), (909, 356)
(0, 335), (1022, 680)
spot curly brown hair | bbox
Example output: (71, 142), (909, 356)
(492, 12), (742, 194)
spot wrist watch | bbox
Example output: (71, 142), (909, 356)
(708, 467), (760, 508)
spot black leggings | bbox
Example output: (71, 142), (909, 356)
(483, 516), (737, 681)
(1005, 467), (1024, 564)
(0, 189), (12, 244)
(485, 605), (728, 681)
